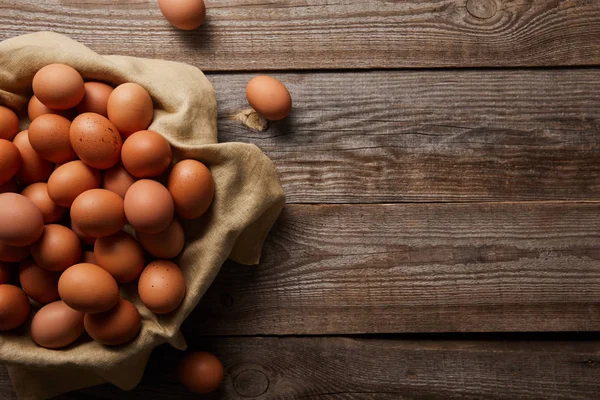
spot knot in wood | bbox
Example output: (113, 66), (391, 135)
(233, 369), (269, 397)
(466, 0), (498, 19)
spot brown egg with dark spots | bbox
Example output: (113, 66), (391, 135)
(19, 258), (60, 304)
(94, 232), (144, 283)
(31, 224), (82, 272)
(138, 260), (185, 314)
(58, 263), (120, 313)
(47, 160), (101, 207)
(76, 82), (113, 117)
(178, 352), (225, 394)
(84, 298), (141, 346)
(70, 189), (126, 237)
(70, 113), (122, 170)
(0, 193), (44, 246)
(121, 130), (172, 178)
(28, 114), (76, 164)
(0, 106), (19, 141)
(21, 182), (65, 223)
(107, 83), (154, 138)
(0, 284), (31, 331)
(32, 64), (85, 110)
(0, 139), (21, 185)
(12, 130), (53, 184)
(31, 300), (85, 349)
(102, 163), (136, 199)
(168, 160), (214, 220)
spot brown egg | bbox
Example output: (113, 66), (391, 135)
(0, 179), (19, 194)
(0, 193), (44, 246)
(0, 241), (29, 263)
(246, 75), (292, 121)
(102, 163), (136, 198)
(70, 189), (126, 237)
(168, 160), (214, 219)
(107, 83), (153, 138)
(0, 106), (20, 141)
(0, 284), (31, 331)
(0, 139), (22, 185)
(178, 352), (224, 394)
(31, 225), (82, 272)
(138, 260), (185, 314)
(12, 130), (53, 184)
(27, 95), (73, 121)
(121, 130), (172, 178)
(19, 258), (60, 304)
(30, 300), (85, 349)
(0, 262), (13, 284)
(84, 298), (141, 346)
(32, 64), (85, 110)
(71, 222), (96, 246)
(124, 180), (174, 233)
(158, 0), (206, 30)
(76, 82), (114, 117)
(80, 251), (96, 264)
(137, 218), (185, 259)
(70, 113), (122, 169)
(28, 114), (76, 164)
(94, 232), (144, 283)
(21, 183), (65, 223)
(47, 160), (101, 207)
(58, 263), (120, 313)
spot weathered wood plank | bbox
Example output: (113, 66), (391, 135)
(186, 202), (600, 335)
(1, 0), (600, 70)
(211, 69), (600, 203)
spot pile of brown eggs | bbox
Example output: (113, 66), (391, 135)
(0, 63), (214, 349)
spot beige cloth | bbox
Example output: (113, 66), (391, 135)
(0, 32), (285, 399)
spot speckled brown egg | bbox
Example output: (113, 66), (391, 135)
(21, 182), (65, 223)
(168, 160), (214, 220)
(19, 258), (60, 304)
(107, 83), (153, 138)
(31, 300), (85, 349)
(94, 231), (144, 283)
(124, 180), (174, 233)
(70, 189), (126, 237)
(84, 298), (141, 346)
(70, 113), (122, 170)
(58, 263), (120, 313)
(0, 193), (44, 246)
(0, 106), (19, 141)
(137, 218), (185, 259)
(0, 139), (21, 185)
(102, 163), (136, 199)
(47, 160), (101, 207)
(32, 64), (85, 110)
(246, 75), (292, 121)
(158, 0), (206, 30)
(31, 224), (82, 272)
(0, 284), (31, 330)
(27, 95), (73, 121)
(138, 260), (185, 314)
(0, 241), (29, 263)
(28, 114), (76, 164)
(12, 130), (53, 184)
(178, 352), (225, 394)
(121, 130), (172, 178)
(0, 262), (12, 284)
(76, 82), (114, 117)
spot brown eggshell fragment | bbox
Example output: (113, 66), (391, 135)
(107, 83), (153, 138)
(19, 258), (60, 304)
(84, 298), (141, 346)
(27, 96), (73, 121)
(21, 182), (65, 223)
(47, 160), (101, 207)
(94, 231), (144, 283)
(121, 130), (172, 178)
(0, 284), (31, 331)
(70, 189), (126, 237)
(138, 260), (185, 314)
(32, 64), (85, 110)
(70, 113), (122, 170)
(0, 262), (13, 284)
(0, 193), (44, 246)
(58, 263), (120, 313)
(102, 163), (136, 199)
(0, 241), (29, 263)
(0, 106), (19, 141)
(28, 114), (76, 164)
(31, 300), (85, 349)
(12, 130), (53, 184)
(76, 82), (113, 117)
(246, 75), (292, 121)
(167, 160), (214, 220)
(137, 218), (185, 259)
(178, 352), (225, 394)
(0, 139), (21, 185)
(124, 180), (174, 233)
(31, 224), (82, 272)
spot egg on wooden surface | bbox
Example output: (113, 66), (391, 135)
(0, 284), (31, 331)
(47, 160), (101, 207)
(167, 160), (214, 220)
(76, 82), (114, 117)
(31, 224), (82, 272)
(94, 231), (144, 284)
(138, 260), (185, 314)
(27, 96), (73, 121)
(158, 0), (206, 30)
(80, 251), (96, 264)
(0, 193), (44, 247)
(70, 113), (122, 170)
(107, 83), (153, 138)
(0, 139), (22, 185)
(0, 241), (29, 263)
(12, 130), (53, 185)
(19, 258), (60, 304)
(102, 163), (136, 199)
(70, 189), (126, 238)
(58, 263), (120, 313)
(0, 262), (13, 284)
(124, 180), (174, 234)
(30, 300), (84, 349)
(32, 64), (85, 110)
(246, 75), (292, 121)
(121, 130), (172, 178)
(28, 114), (76, 164)
(0, 106), (19, 141)
(84, 298), (141, 346)
(178, 352), (224, 394)
(21, 182), (65, 223)
(137, 217), (185, 259)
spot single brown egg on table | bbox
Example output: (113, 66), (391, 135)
(158, 0), (206, 30)
(27, 95), (73, 121)
(0, 106), (20, 141)
(0, 284), (31, 331)
(94, 231), (144, 284)
(84, 298), (141, 346)
(246, 75), (292, 121)
(12, 130), (53, 185)
(0, 262), (13, 284)
(124, 180), (174, 233)
(102, 163), (136, 199)
(121, 130), (172, 178)
(178, 352), (224, 394)
(71, 189), (126, 237)
(80, 251), (96, 264)
(71, 222), (96, 246)
(138, 260), (185, 314)
(107, 83), (153, 138)
(0, 241), (29, 263)
(21, 182), (65, 223)
(76, 82), (114, 117)
(31, 300), (84, 349)
(31, 224), (82, 272)
(0, 139), (22, 185)
(47, 160), (101, 207)
(0, 179), (19, 195)
(168, 160), (214, 220)
(32, 64), (85, 110)
(19, 258), (60, 304)
(58, 263), (120, 313)
(137, 217), (185, 259)
(70, 113), (122, 170)
(0, 193), (44, 247)
(28, 114), (76, 164)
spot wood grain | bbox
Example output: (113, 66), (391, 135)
(186, 202), (600, 335)
(1, 0), (600, 70)
(211, 69), (600, 203)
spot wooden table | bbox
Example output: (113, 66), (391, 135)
(2, 0), (600, 398)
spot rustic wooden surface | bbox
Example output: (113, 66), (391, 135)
(1, 0), (600, 399)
